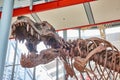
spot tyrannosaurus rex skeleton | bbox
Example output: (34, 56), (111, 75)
(11, 16), (120, 80)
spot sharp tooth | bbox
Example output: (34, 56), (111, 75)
(31, 28), (34, 35)
(12, 25), (16, 31)
(18, 23), (20, 26)
(20, 22), (22, 26)
(27, 24), (29, 32)
(22, 22), (24, 26)
(22, 22), (25, 26)
(15, 23), (18, 27)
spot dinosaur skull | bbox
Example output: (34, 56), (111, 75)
(11, 16), (62, 67)
(12, 16), (61, 52)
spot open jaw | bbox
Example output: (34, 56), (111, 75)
(11, 16), (61, 68)
(12, 16), (41, 53)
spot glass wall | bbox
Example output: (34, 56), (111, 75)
(3, 39), (33, 80)
(105, 25), (120, 50)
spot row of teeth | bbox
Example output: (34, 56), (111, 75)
(21, 53), (39, 59)
(12, 22), (41, 40)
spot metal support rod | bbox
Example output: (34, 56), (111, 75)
(63, 30), (67, 41)
(33, 67), (36, 80)
(0, 0), (14, 79)
(63, 30), (67, 80)
(11, 40), (18, 80)
(56, 58), (59, 80)
(45, 0), (49, 2)
(83, 2), (95, 24)
(5, 40), (11, 65)
(30, 0), (33, 10)
(63, 65), (66, 80)
(31, 13), (42, 23)
(78, 29), (81, 38)
(24, 68), (26, 80)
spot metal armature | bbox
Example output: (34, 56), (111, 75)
(30, 0), (33, 10)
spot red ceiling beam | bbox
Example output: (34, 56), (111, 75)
(56, 19), (120, 31)
(0, 0), (94, 17)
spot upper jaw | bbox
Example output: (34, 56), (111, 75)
(11, 19), (41, 40)
(11, 16), (62, 46)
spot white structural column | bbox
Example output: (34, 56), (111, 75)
(0, 0), (14, 79)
